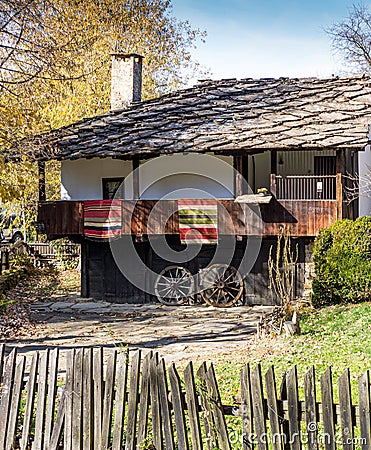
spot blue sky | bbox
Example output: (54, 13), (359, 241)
(171, 0), (363, 80)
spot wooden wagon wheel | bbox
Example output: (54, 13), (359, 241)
(200, 263), (243, 307)
(155, 265), (194, 306)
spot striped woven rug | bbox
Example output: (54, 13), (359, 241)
(178, 199), (218, 244)
(83, 200), (122, 240)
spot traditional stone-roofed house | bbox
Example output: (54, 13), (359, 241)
(13, 54), (371, 305)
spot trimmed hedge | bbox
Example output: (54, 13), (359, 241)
(312, 217), (371, 307)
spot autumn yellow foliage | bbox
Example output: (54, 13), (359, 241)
(0, 0), (206, 231)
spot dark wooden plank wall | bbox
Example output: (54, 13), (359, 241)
(84, 239), (149, 303)
(122, 200), (179, 235)
(83, 238), (307, 305)
(219, 200), (338, 237)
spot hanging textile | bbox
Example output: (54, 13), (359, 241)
(83, 200), (122, 240)
(178, 199), (218, 245)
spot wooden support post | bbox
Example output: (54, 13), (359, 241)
(270, 150), (277, 196)
(38, 161), (46, 202)
(270, 174), (277, 197)
(234, 156), (243, 197)
(343, 149), (358, 220)
(336, 150), (344, 220)
(271, 149), (277, 175)
(132, 157), (140, 199)
(80, 240), (88, 298)
(233, 155), (248, 197)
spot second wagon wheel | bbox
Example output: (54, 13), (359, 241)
(200, 263), (243, 307)
(155, 265), (194, 306)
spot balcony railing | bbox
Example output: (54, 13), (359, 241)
(38, 196), (339, 239)
(275, 175), (336, 200)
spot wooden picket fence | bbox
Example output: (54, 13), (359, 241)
(0, 344), (370, 450)
(27, 243), (80, 268)
(0, 242), (80, 270)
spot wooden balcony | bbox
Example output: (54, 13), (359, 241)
(38, 201), (84, 238)
(274, 175), (336, 200)
(38, 196), (338, 240)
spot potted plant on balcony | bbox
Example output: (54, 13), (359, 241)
(257, 187), (269, 196)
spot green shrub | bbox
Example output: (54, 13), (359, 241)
(50, 238), (80, 270)
(312, 217), (371, 307)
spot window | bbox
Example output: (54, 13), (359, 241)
(102, 178), (125, 199)
(314, 156), (336, 175)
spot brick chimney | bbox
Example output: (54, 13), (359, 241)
(110, 53), (143, 110)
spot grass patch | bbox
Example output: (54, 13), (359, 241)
(210, 302), (371, 404)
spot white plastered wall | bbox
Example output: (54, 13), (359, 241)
(61, 158), (132, 200)
(138, 154), (234, 199)
(247, 151), (271, 191)
(61, 154), (234, 200)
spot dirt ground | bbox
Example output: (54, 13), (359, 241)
(2, 268), (277, 366)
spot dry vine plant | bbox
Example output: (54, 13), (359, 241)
(268, 226), (298, 310)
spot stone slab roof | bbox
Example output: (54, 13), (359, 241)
(12, 75), (371, 161)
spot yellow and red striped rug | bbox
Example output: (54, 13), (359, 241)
(178, 199), (218, 245)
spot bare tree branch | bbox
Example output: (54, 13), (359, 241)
(326, 2), (371, 72)
(345, 164), (371, 203)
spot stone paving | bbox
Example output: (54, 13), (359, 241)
(6, 296), (273, 365)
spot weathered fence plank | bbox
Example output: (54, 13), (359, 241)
(111, 350), (128, 450)
(82, 348), (93, 450)
(48, 391), (66, 450)
(198, 362), (217, 450)
(44, 348), (60, 449)
(20, 351), (39, 450)
(206, 363), (231, 450)
(251, 364), (267, 450)
(265, 365), (283, 450)
(101, 350), (117, 450)
(358, 371), (371, 450)
(304, 366), (318, 450)
(150, 353), (163, 450)
(280, 373), (290, 450)
(126, 350), (141, 450)
(64, 348), (75, 450)
(33, 350), (50, 450)
(158, 358), (175, 450)
(93, 347), (103, 450)
(241, 364), (254, 450)
(184, 362), (203, 450)
(169, 363), (189, 450)
(72, 348), (83, 450)
(338, 369), (354, 450)
(0, 349), (17, 449)
(321, 367), (336, 450)
(137, 351), (152, 446)
(287, 366), (301, 450)
(5, 355), (25, 450)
